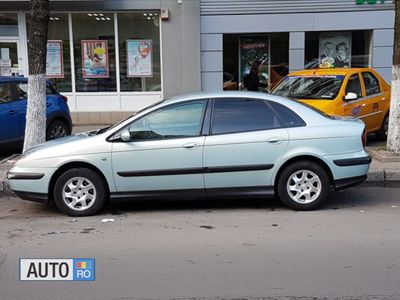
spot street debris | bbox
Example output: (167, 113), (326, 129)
(101, 218), (115, 223)
(199, 225), (215, 230)
(360, 210), (365, 213)
(69, 219), (77, 222)
(80, 228), (95, 234)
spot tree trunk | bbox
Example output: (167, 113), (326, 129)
(23, 0), (49, 152)
(387, 0), (400, 153)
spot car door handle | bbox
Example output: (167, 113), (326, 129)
(361, 103), (366, 107)
(183, 142), (198, 149)
(267, 137), (282, 144)
(381, 97), (386, 101)
(8, 109), (17, 115)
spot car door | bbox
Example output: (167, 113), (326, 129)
(111, 99), (207, 194)
(342, 72), (373, 131)
(360, 71), (387, 132)
(203, 97), (289, 194)
(12, 80), (29, 138)
(0, 81), (22, 145)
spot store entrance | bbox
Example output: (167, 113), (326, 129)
(223, 33), (289, 92)
(0, 40), (20, 76)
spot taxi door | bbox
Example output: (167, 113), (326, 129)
(342, 72), (373, 132)
(360, 71), (389, 132)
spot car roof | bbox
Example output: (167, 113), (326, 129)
(0, 76), (27, 83)
(288, 68), (373, 76)
(163, 91), (295, 105)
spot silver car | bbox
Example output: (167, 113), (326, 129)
(7, 92), (371, 216)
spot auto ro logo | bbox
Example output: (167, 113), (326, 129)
(19, 258), (95, 281)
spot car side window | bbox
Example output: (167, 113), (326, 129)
(345, 74), (362, 99)
(211, 98), (281, 135)
(362, 72), (380, 96)
(15, 82), (28, 100)
(268, 101), (306, 127)
(0, 82), (13, 104)
(127, 100), (207, 140)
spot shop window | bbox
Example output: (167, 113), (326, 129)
(0, 13), (18, 36)
(305, 30), (372, 69)
(223, 33), (288, 91)
(118, 12), (161, 92)
(26, 13), (72, 92)
(72, 13), (116, 92)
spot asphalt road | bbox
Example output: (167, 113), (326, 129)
(0, 186), (400, 300)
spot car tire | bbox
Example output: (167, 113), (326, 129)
(277, 161), (330, 211)
(46, 120), (70, 141)
(53, 168), (106, 216)
(375, 114), (389, 141)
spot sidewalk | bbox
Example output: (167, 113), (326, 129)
(1, 127), (400, 192)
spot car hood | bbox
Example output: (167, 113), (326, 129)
(20, 131), (111, 162)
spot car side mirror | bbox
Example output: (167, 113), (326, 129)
(120, 129), (131, 142)
(344, 92), (358, 101)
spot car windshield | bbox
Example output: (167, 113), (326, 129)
(272, 75), (344, 100)
(90, 99), (166, 135)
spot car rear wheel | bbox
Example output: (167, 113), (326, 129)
(277, 161), (330, 210)
(53, 168), (106, 216)
(46, 120), (70, 141)
(375, 114), (389, 141)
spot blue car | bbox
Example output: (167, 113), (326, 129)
(0, 77), (72, 151)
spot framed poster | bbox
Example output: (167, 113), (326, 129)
(127, 39), (153, 77)
(319, 32), (352, 68)
(81, 40), (109, 78)
(46, 40), (64, 78)
(239, 36), (270, 90)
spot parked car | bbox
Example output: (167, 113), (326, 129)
(0, 77), (72, 151)
(7, 92), (371, 216)
(271, 68), (390, 140)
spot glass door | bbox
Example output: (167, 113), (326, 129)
(0, 41), (19, 76)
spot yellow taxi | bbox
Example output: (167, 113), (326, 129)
(272, 68), (390, 140)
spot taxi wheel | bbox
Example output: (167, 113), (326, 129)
(277, 161), (330, 211)
(376, 114), (389, 141)
(53, 168), (106, 216)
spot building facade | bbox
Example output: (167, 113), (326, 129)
(200, 0), (395, 92)
(0, 0), (201, 124)
(0, 0), (396, 124)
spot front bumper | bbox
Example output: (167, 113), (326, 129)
(13, 191), (49, 203)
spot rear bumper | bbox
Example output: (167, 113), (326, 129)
(333, 156), (372, 167)
(334, 175), (367, 191)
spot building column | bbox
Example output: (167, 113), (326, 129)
(200, 33), (223, 92)
(372, 29), (394, 83)
(289, 32), (305, 72)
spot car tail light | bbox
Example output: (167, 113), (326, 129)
(361, 129), (367, 148)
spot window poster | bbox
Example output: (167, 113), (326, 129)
(81, 40), (109, 78)
(127, 39), (153, 77)
(46, 40), (64, 78)
(239, 36), (270, 89)
(319, 32), (352, 68)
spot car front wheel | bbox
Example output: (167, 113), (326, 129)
(277, 161), (330, 211)
(53, 168), (106, 216)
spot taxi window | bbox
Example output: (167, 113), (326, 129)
(345, 74), (362, 99)
(362, 72), (380, 96)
